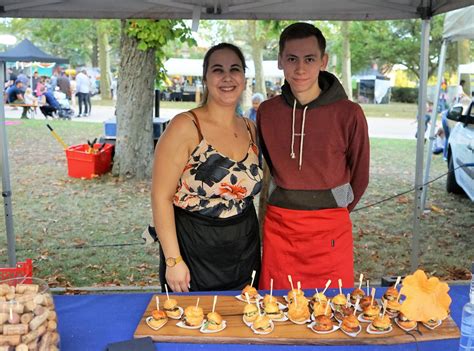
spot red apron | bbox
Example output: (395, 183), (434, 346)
(259, 204), (354, 290)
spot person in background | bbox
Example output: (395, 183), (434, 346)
(257, 23), (370, 290)
(454, 79), (469, 103)
(246, 93), (265, 123)
(35, 77), (45, 98)
(7, 80), (29, 119)
(150, 43), (262, 292)
(75, 69), (90, 117)
(57, 70), (71, 100)
(32, 71), (40, 96)
(16, 72), (29, 87)
(432, 127), (445, 155)
(39, 87), (61, 119)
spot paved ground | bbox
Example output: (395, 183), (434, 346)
(3, 103), (425, 140)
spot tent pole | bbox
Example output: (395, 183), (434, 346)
(421, 39), (448, 209)
(0, 61), (17, 267)
(411, 18), (431, 272)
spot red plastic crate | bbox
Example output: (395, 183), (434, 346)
(65, 143), (114, 179)
(0, 259), (33, 282)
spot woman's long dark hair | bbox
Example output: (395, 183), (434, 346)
(200, 43), (246, 106)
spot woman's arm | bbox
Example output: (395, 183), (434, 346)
(151, 114), (198, 292)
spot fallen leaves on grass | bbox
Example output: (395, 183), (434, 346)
(396, 195), (409, 204)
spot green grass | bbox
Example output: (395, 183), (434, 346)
(1, 119), (472, 287)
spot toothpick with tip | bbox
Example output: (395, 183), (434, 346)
(370, 288), (376, 307)
(315, 288), (321, 304)
(195, 297), (200, 311)
(270, 278), (273, 299)
(338, 279), (343, 295)
(212, 295), (217, 313)
(394, 276), (401, 289)
(358, 274), (364, 290)
(164, 284), (169, 300)
(322, 280), (331, 295)
(156, 296), (160, 310)
(250, 270), (256, 287)
(382, 300), (388, 318)
(366, 280), (370, 296)
(353, 298), (360, 316)
(288, 275), (294, 291)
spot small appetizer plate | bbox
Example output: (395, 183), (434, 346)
(307, 322), (339, 334)
(422, 320), (442, 330)
(394, 318), (418, 332)
(200, 320), (227, 334)
(176, 320), (204, 329)
(145, 316), (167, 331)
(166, 306), (184, 320)
(235, 294), (263, 303)
(250, 320), (274, 335)
(287, 314), (311, 325)
(339, 324), (362, 338)
(357, 313), (375, 323)
(242, 315), (255, 327)
(311, 313), (334, 321)
(366, 323), (393, 335)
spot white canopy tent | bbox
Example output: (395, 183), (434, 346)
(422, 5), (474, 209)
(165, 58), (283, 78)
(1, 0), (474, 271)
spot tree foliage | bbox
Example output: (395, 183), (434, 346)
(126, 19), (195, 87)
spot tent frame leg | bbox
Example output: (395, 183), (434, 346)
(0, 61), (17, 267)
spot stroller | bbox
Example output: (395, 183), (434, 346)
(54, 91), (75, 119)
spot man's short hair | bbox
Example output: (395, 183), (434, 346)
(279, 22), (326, 56)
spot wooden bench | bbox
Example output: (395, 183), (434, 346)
(6, 103), (40, 118)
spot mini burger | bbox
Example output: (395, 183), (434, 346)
(252, 314), (272, 333)
(183, 305), (204, 327)
(312, 301), (332, 317)
(385, 300), (401, 318)
(243, 303), (259, 323)
(362, 304), (380, 321)
(331, 294), (347, 313)
(264, 302), (283, 320)
(262, 294), (277, 308)
(288, 301), (310, 323)
(382, 286), (398, 302)
(241, 285), (259, 301)
(287, 288), (305, 303)
(148, 310), (168, 329)
(370, 314), (391, 332)
(206, 311), (223, 331)
(163, 298), (181, 318)
(350, 288), (365, 304)
(311, 292), (328, 303)
(360, 295), (378, 310)
(340, 314), (360, 334)
(397, 312), (417, 329)
(335, 305), (354, 322)
(313, 315), (334, 332)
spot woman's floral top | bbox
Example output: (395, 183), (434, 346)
(173, 113), (263, 218)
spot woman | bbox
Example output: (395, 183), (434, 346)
(151, 43), (262, 292)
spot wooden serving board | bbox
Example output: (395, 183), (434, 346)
(133, 295), (460, 345)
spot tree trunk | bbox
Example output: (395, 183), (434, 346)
(112, 20), (156, 180)
(249, 21), (266, 98)
(458, 39), (471, 95)
(97, 20), (112, 100)
(341, 21), (353, 101)
(91, 35), (99, 68)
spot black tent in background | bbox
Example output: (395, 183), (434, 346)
(0, 38), (68, 63)
(0, 39), (68, 266)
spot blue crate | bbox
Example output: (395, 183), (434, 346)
(104, 118), (170, 139)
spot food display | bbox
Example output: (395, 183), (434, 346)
(135, 270), (458, 345)
(0, 278), (59, 350)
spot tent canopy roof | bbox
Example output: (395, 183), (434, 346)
(443, 5), (474, 41)
(0, 0), (472, 20)
(0, 38), (68, 63)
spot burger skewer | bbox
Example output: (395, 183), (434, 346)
(164, 284), (170, 300)
(270, 278), (273, 299)
(250, 270), (256, 288)
(381, 300), (388, 319)
(394, 276), (401, 289)
(353, 299), (360, 315)
(315, 288), (321, 304)
(366, 280), (370, 296)
(358, 274), (364, 290)
(322, 280), (331, 295)
(338, 279), (343, 295)
(195, 297), (200, 310)
(288, 275), (295, 291)
(297, 281), (301, 295)
(156, 296), (160, 310)
(245, 292), (251, 305)
(370, 288), (376, 307)
(212, 295), (217, 313)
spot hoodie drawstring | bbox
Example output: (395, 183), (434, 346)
(290, 99), (297, 159)
(299, 106), (308, 170)
(290, 99), (308, 170)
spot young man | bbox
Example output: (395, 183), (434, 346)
(257, 23), (370, 289)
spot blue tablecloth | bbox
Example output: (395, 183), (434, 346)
(54, 285), (468, 351)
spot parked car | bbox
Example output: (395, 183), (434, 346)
(445, 99), (474, 201)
